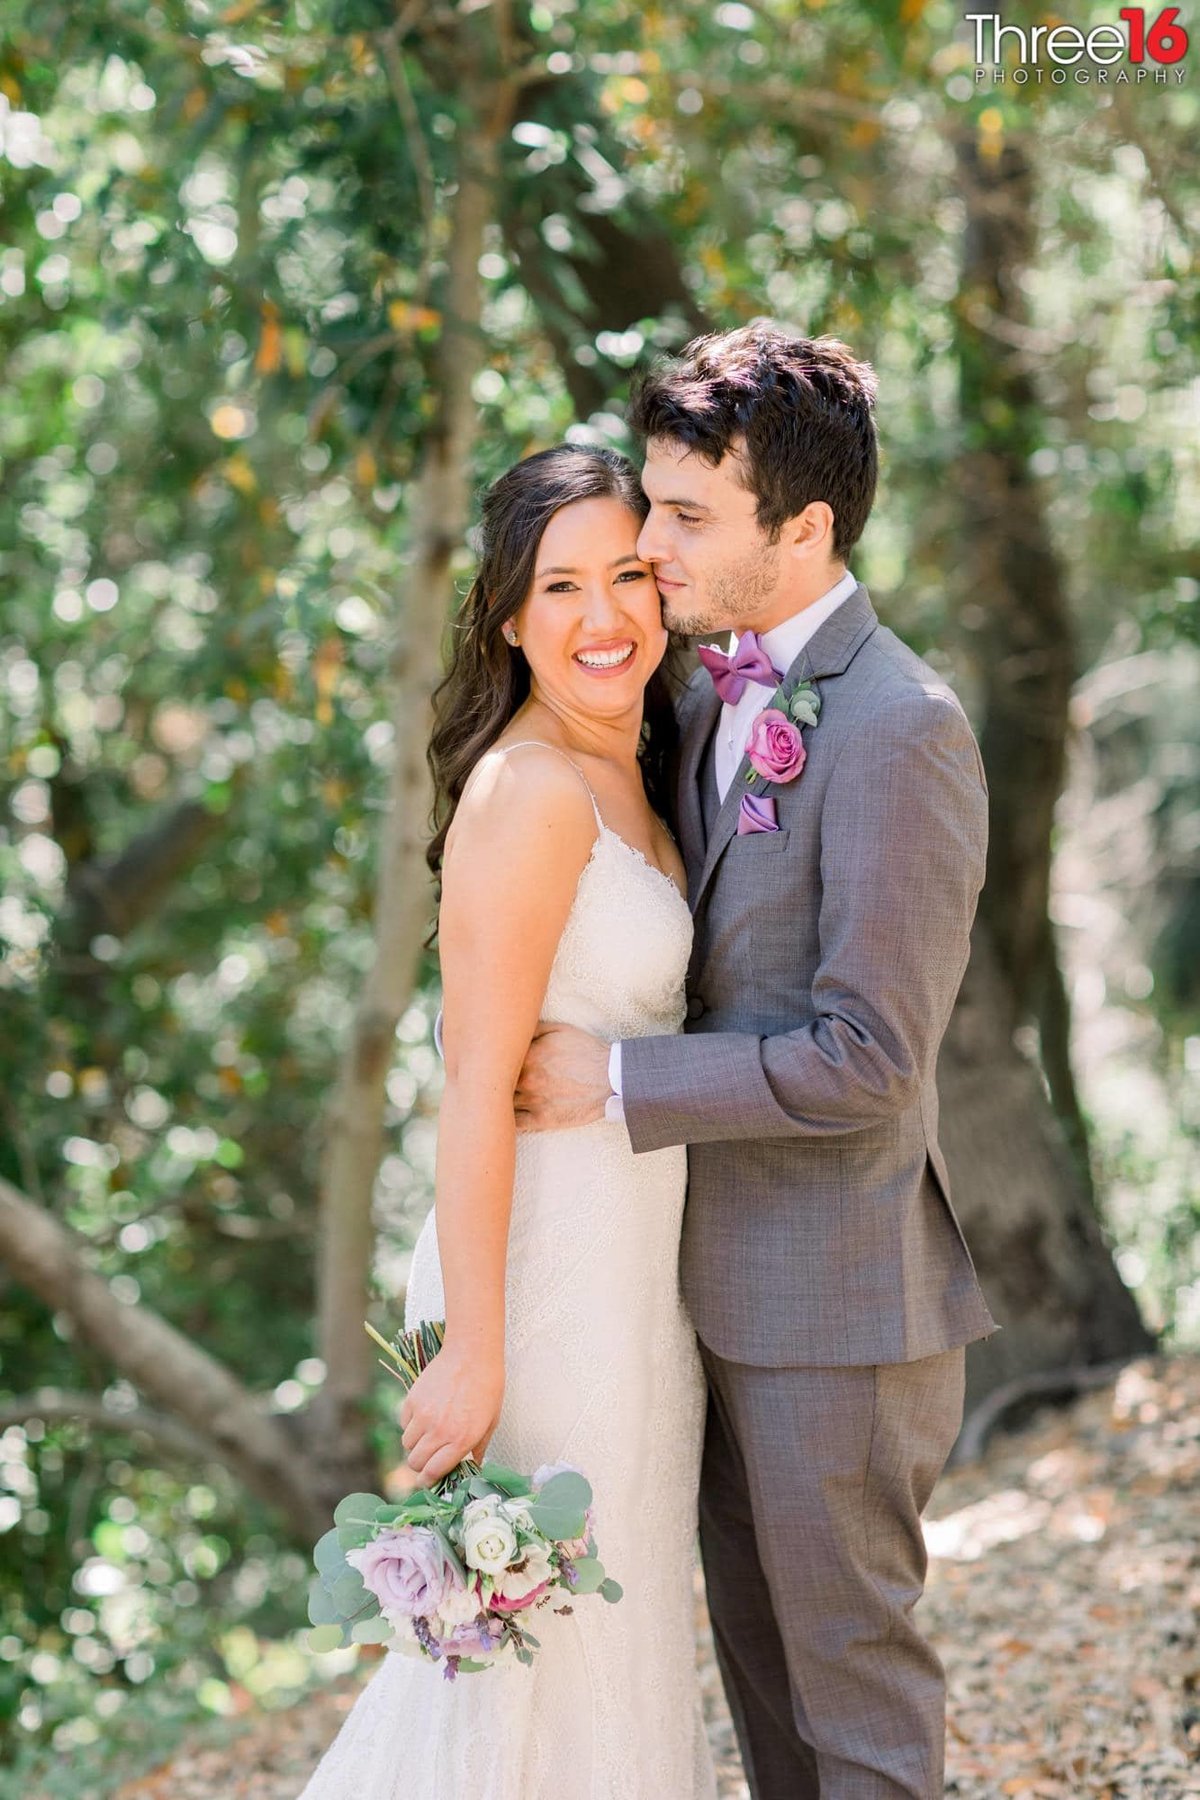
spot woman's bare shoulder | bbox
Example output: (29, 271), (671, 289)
(444, 739), (598, 869)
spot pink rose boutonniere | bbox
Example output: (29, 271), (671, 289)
(737, 677), (823, 835)
(746, 708), (806, 783)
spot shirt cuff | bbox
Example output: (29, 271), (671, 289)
(604, 1039), (625, 1123)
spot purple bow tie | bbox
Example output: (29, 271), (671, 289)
(697, 630), (783, 706)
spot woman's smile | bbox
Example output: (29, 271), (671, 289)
(572, 637), (637, 676)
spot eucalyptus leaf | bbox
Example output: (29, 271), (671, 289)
(307, 1624), (347, 1654)
(565, 1556), (606, 1595)
(333, 1491), (387, 1525)
(307, 1579), (341, 1625)
(350, 1616), (394, 1644)
(527, 1501), (587, 1541)
(479, 1462), (531, 1496)
(313, 1528), (350, 1578)
(336, 1519), (375, 1550)
(332, 1571), (370, 1611)
(395, 1501), (436, 1525)
(534, 1471), (591, 1511)
(598, 1578), (623, 1604)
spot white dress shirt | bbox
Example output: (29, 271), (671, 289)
(605, 568), (859, 1124)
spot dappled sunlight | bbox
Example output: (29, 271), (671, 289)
(922, 1357), (1200, 1796)
(924, 1487), (1051, 1560)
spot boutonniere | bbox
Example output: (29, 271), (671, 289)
(736, 677), (823, 835)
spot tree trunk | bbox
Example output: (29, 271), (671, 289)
(954, 128), (1092, 1173)
(938, 930), (1154, 1419)
(948, 129), (1153, 1390)
(498, 78), (708, 418)
(306, 42), (524, 1527)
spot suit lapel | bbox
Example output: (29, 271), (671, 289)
(675, 674), (722, 898)
(689, 584), (880, 915)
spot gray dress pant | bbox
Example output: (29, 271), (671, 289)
(697, 1340), (965, 1799)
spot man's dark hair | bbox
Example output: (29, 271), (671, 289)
(627, 320), (879, 559)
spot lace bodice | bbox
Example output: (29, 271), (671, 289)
(434, 739), (693, 1052)
(509, 741), (692, 1043)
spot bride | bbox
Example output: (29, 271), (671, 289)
(297, 443), (718, 1799)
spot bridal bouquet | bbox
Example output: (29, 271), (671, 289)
(306, 1318), (622, 1680)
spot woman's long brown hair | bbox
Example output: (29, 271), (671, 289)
(424, 444), (685, 941)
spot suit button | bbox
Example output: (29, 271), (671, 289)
(686, 995), (706, 1021)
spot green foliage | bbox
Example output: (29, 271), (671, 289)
(526, 1470), (591, 1542)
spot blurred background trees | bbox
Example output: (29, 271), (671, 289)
(0, 0), (1195, 1789)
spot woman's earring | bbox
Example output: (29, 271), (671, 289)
(504, 625), (520, 646)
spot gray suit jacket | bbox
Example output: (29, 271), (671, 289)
(621, 583), (999, 1366)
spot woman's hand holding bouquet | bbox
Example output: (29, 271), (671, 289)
(399, 1331), (504, 1486)
(306, 1319), (622, 1680)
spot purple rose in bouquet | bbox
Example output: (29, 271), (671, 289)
(346, 1525), (463, 1620)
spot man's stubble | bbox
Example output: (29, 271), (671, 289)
(662, 537), (781, 639)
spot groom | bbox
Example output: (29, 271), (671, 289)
(516, 322), (998, 1799)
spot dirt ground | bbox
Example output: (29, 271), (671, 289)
(113, 1354), (1200, 1799)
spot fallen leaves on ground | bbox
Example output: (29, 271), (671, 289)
(113, 1354), (1200, 1800)
(927, 1354), (1200, 1799)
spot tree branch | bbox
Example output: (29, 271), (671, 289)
(60, 797), (225, 946)
(1103, 93), (1192, 244)
(378, 26), (439, 310)
(0, 1389), (223, 1468)
(307, 66), (512, 1520)
(0, 1176), (322, 1539)
(697, 74), (889, 129)
(950, 1356), (1141, 1466)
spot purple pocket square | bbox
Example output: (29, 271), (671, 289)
(737, 792), (779, 835)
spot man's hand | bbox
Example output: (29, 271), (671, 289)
(515, 1022), (611, 1131)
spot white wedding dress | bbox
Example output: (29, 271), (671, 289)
(297, 741), (718, 1800)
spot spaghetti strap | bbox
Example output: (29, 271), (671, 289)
(486, 739), (605, 832)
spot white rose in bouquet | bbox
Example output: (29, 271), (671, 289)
(500, 1496), (537, 1532)
(461, 1497), (518, 1575)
